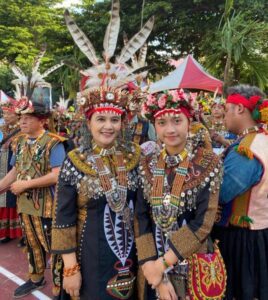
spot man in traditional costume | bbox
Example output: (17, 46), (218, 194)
(127, 99), (156, 144)
(0, 97), (66, 298)
(0, 46), (66, 297)
(214, 84), (268, 300)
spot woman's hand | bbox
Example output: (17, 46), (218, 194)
(156, 281), (178, 300)
(142, 258), (165, 288)
(63, 271), (82, 297)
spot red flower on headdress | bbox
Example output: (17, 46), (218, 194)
(169, 90), (180, 102)
(158, 94), (167, 108)
(259, 100), (268, 110)
(147, 94), (157, 106)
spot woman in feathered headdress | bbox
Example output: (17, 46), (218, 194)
(51, 1), (154, 299)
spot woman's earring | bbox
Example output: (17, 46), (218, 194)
(79, 119), (92, 152)
(118, 121), (132, 152)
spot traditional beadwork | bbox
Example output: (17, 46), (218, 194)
(150, 150), (190, 232)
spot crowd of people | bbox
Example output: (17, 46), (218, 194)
(0, 1), (268, 300)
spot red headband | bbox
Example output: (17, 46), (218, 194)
(154, 108), (191, 119)
(85, 106), (124, 119)
(227, 94), (262, 111)
(2, 106), (15, 112)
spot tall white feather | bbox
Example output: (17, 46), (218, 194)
(116, 16), (154, 64)
(138, 43), (148, 66)
(103, 0), (120, 62)
(11, 64), (26, 81)
(42, 61), (65, 78)
(32, 46), (46, 74)
(64, 10), (99, 66)
(123, 32), (138, 68)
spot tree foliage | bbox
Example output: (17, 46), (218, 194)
(201, 0), (268, 90)
(0, 0), (267, 101)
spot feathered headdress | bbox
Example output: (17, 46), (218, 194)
(0, 92), (17, 112)
(65, 0), (154, 118)
(55, 97), (70, 115)
(11, 45), (64, 101)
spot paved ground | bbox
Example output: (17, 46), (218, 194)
(0, 238), (53, 300)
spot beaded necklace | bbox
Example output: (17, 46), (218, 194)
(19, 130), (46, 176)
(90, 143), (131, 230)
(210, 119), (226, 135)
(162, 147), (188, 168)
(241, 123), (268, 136)
(151, 148), (190, 232)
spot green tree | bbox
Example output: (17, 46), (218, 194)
(0, 0), (267, 98)
(201, 0), (268, 90)
(0, 0), (72, 99)
(0, 61), (14, 95)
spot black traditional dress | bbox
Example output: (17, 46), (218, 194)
(135, 143), (222, 299)
(52, 143), (141, 300)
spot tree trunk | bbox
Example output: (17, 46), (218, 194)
(224, 54), (231, 87)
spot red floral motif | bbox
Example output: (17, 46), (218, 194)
(142, 89), (194, 120)
(15, 97), (34, 113)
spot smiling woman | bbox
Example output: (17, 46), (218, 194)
(51, 0), (154, 299)
(87, 113), (122, 149)
(135, 89), (225, 300)
(51, 89), (141, 300)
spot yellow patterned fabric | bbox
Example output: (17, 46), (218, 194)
(68, 142), (141, 176)
(135, 233), (157, 263)
(52, 226), (77, 252)
(169, 190), (219, 258)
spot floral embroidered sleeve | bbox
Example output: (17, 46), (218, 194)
(168, 183), (219, 260)
(51, 157), (79, 254)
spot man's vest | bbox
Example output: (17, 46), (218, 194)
(13, 132), (63, 218)
(229, 132), (268, 230)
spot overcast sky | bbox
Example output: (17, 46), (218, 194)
(60, 0), (103, 7)
(60, 0), (82, 8)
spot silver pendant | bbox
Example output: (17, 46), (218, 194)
(163, 194), (171, 207)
